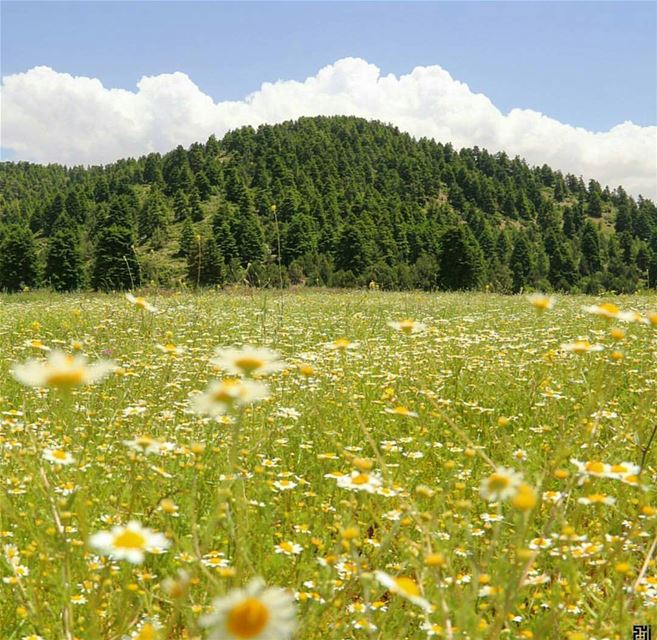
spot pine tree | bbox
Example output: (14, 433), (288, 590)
(45, 213), (83, 291)
(92, 197), (140, 291)
(189, 188), (204, 222)
(173, 190), (190, 222)
(510, 234), (535, 293)
(437, 225), (484, 290)
(283, 212), (317, 264)
(0, 224), (38, 292)
(212, 204), (239, 263)
(187, 234), (226, 286)
(178, 216), (195, 259)
(138, 189), (170, 240)
(580, 221), (602, 275)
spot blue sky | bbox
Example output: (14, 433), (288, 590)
(1, 2), (655, 197)
(2, 1), (656, 132)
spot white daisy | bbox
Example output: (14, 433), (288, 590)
(199, 577), (296, 640)
(190, 379), (270, 417)
(43, 448), (75, 466)
(374, 570), (432, 612)
(387, 319), (427, 334)
(211, 346), (286, 377)
(126, 293), (158, 313)
(89, 521), (170, 564)
(336, 470), (383, 494)
(480, 467), (524, 502)
(12, 351), (116, 389)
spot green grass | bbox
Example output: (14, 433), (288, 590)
(1, 288), (657, 639)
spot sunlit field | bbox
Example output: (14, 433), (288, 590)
(3, 288), (657, 639)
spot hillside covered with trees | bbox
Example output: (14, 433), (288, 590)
(1, 115), (655, 293)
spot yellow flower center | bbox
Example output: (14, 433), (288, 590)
(585, 461), (605, 474)
(279, 541), (294, 553)
(52, 450), (69, 461)
(212, 380), (242, 402)
(226, 597), (270, 638)
(392, 406), (410, 415)
(351, 473), (370, 485)
(531, 297), (551, 310)
(136, 437), (154, 449)
(113, 529), (146, 550)
(572, 341), (591, 352)
(134, 297), (147, 308)
(587, 494), (606, 503)
(610, 464), (628, 473)
(600, 303), (620, 315)
(234, 357), (265, 373)
(399, 320), (415, 334)
(45, 368), (85, 387)
(333, 338), (350, 349)
(135, 624), (157, 640)
(394, 576), (421, 597)
(488, 474), (510, 492)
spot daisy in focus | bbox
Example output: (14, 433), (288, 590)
(212, 346), (286, 377)
(11, 351), (116, 389)
(199, 577), (296, 640)
(190, 378), (270, 416)
(126, 293), (158, 313)
(336, 470), (383, 494)
(89, 521), (170, 564)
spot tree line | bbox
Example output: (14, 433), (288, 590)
(1, 115), (655, 293)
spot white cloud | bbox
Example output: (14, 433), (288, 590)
(1, 58), (655, 198)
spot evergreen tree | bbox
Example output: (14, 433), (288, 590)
(178, 216), (195, 259)
(92, 197), (140, 291)
(45, 213), (83, 292)
(173, 190), (190, 222)
(0, 224), (38, 292)
(510, 234), (535, 293)
(189, 188), (204, 222)
(437, 225), (484, 290)
(212, 203), (239, 263)
(580, 221), (602, 275)
(187, 234), (226, 286)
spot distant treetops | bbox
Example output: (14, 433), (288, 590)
(1, 115), (655, 293)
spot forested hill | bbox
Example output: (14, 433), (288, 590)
(1, 115), (655, 293)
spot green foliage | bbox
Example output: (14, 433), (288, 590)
(92, 197), (140, 291)
(1, 116), (655, 293)
(0, 224), (38, 292)
(45, 213), (83, 291)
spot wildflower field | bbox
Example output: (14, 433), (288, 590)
(2, 288), (657, 639)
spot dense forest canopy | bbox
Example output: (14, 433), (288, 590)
(1, 115), (655, 293)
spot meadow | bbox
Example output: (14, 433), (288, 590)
(1, 288), (657, 639)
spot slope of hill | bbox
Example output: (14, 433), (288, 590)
(0, 115), (655, 293)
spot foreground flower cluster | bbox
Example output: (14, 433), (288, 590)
(1, 289), (657, 638)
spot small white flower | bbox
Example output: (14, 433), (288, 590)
(43, 448), (75, 466)
(374, 570), (432, 612)
(89, 521), (170, 564)
(190, 379), (270, 417)
(387, 319), (427, 334)
(126, 293), (158, 313)
(336, 470), (383, 494)
(212, 346), (286, 377)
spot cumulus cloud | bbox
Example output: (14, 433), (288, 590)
(1, 58), (655, 198)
